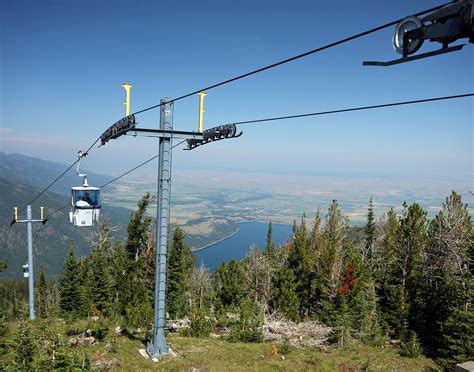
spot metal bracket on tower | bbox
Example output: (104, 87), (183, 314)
(122, 83), (132, 116)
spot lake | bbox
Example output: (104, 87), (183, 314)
(193, 221), (292, 270)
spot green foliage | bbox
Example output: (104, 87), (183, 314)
(59, 245), (83, 319)
(364, 196), (376, 263)
(331, 296), (354, 347)
(400, 330), (422, 358)
(264, 221), (276, 258)
(0, 260), (6, 273)
(91, 318), (109, 342)
(0, 309), (8, 353)
(83, 247), (113, 316)
(277, 337), (292, 355)
(125, 299), (153, 332)
(167, 227), (196, 319)
(229, 298), (263, 343)
(13, 317), (36, 368)
(36, 327), (78, 369)
(2, 191), (469, 367)
(188, 306), (213, 338)
(125, 192), (153, 261)
(437, 306), (474, 367)
(35, 267), (47, 319)
(270, 266), (300, 322)
(217, 259), (246, 309)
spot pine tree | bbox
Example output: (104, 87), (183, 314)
(264, 222), (276, 258)
(438, 306), (474, 367)
(36, 267), (47, 319)
(167, 227), (196, 318)
(383, 202), (427, 337)
(59, 245), (83, 318)
(119, 194), (155, 319)
(418, 192), (473, 356)
(270, 266), (300, 322)
(13, 317), (36, 368)
(84, 248), (112, 316)
(319, 200), (346, 302)
(310, 210), (323, 251)
(332, 295), (353, 347)
(364, 196), (376, 263)
(287, 218), (313, 317)
(217, 259), (246, 309)
(230, 297), (264, 342)
(125, 193), (153, 261)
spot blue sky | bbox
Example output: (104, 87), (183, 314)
(1, 0), (472, 189)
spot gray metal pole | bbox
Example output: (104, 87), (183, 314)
(26, 205), (35, 320)
(147, 98), (173, 358)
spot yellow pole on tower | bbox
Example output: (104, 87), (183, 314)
(198, 91), (206, 133)
(122, 83), (132, 116)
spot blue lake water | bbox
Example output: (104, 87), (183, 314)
(193, 221), (292, 270)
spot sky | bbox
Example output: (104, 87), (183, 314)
(1, 0), (473, 192)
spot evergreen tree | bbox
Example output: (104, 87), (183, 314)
(36, 267), (47, 319)
(59, 245), (83, 318)
(287, 219), (314, 317)
(376, 208), (399, 331)
(13, 317), (36, 368)
(319, 200), (346, 302)
(384, 202), (427, 337)
(229, 297), (264, 342)
(332, 295), (353, 347)
(364, 196), (376, 263)
(417, 192), (473, 356)
(438, 306), (474, 367)
(310, 210), (323, 251)
(167, 227), (196, 318)
(125, 193), (153, 261)
(120, 194), (155, 319)
(84, 248), (112, 316)
(217, 259), (246, 309)
(270, 266), (300, 322)
(110, 241), (129, 315)
(264, 222), (276, 258)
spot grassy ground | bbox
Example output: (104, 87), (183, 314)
(1, 319), (440, 371)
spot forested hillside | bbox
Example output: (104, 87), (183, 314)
(0, 176), (131, 279)
(1, 191), (472, 370)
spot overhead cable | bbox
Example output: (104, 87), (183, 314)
(19, 136), (102, 213)
(230, 93), (473, 126)
(132, 2), (451, 115)
(42, 139), (187, 221)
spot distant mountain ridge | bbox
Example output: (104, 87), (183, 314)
(0, 151), (113, 195)
(0, 153), (132, 280)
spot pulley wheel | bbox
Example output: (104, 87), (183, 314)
(392, 16), (424, 55)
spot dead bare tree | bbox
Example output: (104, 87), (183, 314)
(244, 245), (273, 310)
(190, 264), (212, 309)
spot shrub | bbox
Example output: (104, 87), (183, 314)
(229, 298), (263, 343)
(189, 307), (213, 338)
(400, 331), (422, 358)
